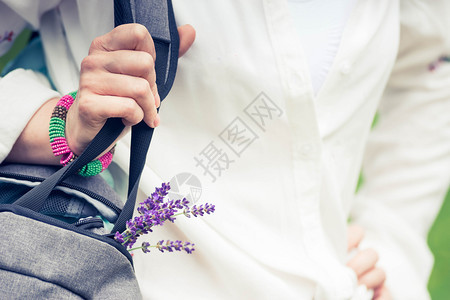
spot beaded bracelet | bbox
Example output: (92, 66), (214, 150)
(49, 91), (115, 177)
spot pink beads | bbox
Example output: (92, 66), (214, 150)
(56, 94), (75, 110)
(49, 91), (115, 176)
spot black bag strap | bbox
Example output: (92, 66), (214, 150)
(112, 0), (180, 234)
(13, 118), (124, 209)
(14, 0), (180, 235)
(115, 0), (179, 100)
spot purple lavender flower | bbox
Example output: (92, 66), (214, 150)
(184, 203), (216, 218)
(137, 183), (171, 215)
(183, 242), (195, 254)
(114, 231), (124, 244)
(114, 182), (214, 254)
(141, 242), (151, 253)
(156, 240), (195, 254)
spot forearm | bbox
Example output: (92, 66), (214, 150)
(0, 69), (61, 163)
(5, 97), (60, 165)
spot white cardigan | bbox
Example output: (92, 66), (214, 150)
(0, 1), (449, 299)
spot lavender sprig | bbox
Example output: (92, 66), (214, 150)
(183, 203), (215, 218)
(127, 240), (195, 254)
(114, 182), (215, 254)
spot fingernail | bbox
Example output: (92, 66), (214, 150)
(152, 114), (160, 127)
(156, 94), (161, 108)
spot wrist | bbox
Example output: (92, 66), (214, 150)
(65, 104), (84, 156)
(49, 91), (114, 176)
(5, 97), (61, 165)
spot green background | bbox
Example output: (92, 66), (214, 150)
(1, 30), (449, 299)
(428, 190), (450, 300)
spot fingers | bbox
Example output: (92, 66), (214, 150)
(66, 92), (148, 155)
(374, 285), (392, 300)
(91, 23), (196, 58)
(84, 95), (146, 127)
(346, 246), (387, 295)
(88, 50), (160, 108)
(88, 24), (160, 109)
(358, 267), (386, 290)
(79, 72), (159, 127)
(76, 93), (145, 127)
(89, 24), (156, 59)
(178, 24), (196, 57)
(100, 51), (155, 83)
(347, 248), (379, 277)
(74, 22), (196, 150)
(86, 23), (195, 113)
(346, 225), (388, 295)
(347, 225), (365, 251)
(70, 23), (178, 155)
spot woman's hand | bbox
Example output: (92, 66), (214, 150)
(5, 24), (195, 164)
(66, 23), (195, 155)
(347, 225), (392, 300)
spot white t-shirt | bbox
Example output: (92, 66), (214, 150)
(287, 0), (358, 94)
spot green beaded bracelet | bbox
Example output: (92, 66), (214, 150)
(49, 91), (115, 177)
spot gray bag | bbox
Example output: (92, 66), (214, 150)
(0, 209), (141, 299)
(0, 127), (144, 299)
(0, 0), (180, 298)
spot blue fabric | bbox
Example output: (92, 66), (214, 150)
(0, 182), (96, 222)
(0, 35), (54, 88)
(0, 163), (124, 224)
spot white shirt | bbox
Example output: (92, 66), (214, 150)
(1, 1), (449, 299)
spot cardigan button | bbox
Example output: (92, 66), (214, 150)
(299, 142), (318, 159)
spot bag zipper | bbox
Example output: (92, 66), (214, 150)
(74, 217), (105, 230)
(74, 216), (104, 226)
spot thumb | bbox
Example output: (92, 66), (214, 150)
(177, 24), (196, 57)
